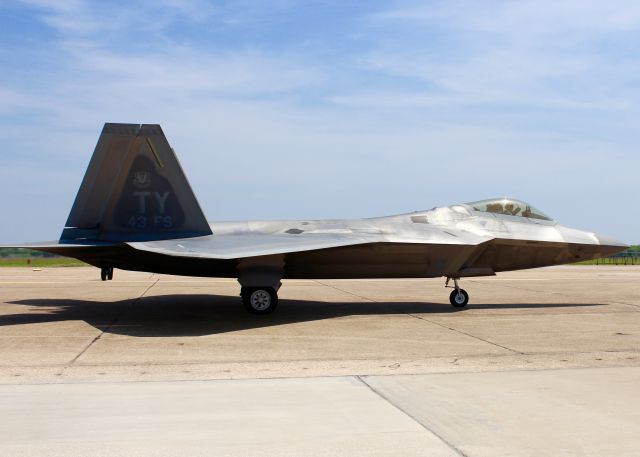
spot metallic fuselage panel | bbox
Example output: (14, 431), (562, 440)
(54, 203), (626, 279)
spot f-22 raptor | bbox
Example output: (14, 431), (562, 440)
(6, 123), (627, 313)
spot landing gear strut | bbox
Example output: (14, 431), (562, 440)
(445, 277), (469, 307)
(100, 267), (113, 281)
(241, 287), (278, 314)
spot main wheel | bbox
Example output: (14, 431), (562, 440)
(100, 267), (108, 281)
(449, 289), (469, 307)
(241, 287), (278, 314)
(107, 267), (114, 280)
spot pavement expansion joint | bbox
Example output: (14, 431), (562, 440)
(312, 279), (377, 302)
(58, 278), (160, 375)
(403, 312), (525, 355)
(356, 375), (469, 457)
(471, 279), (640, 309)
(313, 279), (524, 355)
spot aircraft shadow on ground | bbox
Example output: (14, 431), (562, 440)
(4, 295), (605, 337)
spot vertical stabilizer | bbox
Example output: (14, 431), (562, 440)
(62, 123), (212, 242)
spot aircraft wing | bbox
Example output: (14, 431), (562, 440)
(4, 226), (490, 260)
(128, 233), (384, 259)
(127, 227), (490, 260)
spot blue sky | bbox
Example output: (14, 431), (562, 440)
(0, 0), (638, 243)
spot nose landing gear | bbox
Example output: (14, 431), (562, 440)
(445, 277), (469, 307)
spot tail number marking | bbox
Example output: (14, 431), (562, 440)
(128, 191), (173, 229)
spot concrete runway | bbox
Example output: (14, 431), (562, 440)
(0, 266), (639, 456)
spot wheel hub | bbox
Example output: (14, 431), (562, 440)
(250, 290), (271, 311)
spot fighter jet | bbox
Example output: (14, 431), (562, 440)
(5, 123), (627, 313)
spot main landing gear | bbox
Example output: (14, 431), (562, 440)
(241, 287), (278, 314)
(100, 266), (114, 281)
(445, 277), (469, 308)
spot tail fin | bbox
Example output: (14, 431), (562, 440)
(61, 123), (212, 242)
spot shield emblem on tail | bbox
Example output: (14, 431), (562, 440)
(133, 171), (151, 189)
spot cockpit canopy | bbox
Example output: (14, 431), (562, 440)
(465, 198), (553, 221)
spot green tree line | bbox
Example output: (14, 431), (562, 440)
(0, 248), (60, 258)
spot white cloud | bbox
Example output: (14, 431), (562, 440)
(20, 0), (217, 37)
(1, 2), (324, 136)
(371, 0), (640, 35)
(361, 0), (640, 110)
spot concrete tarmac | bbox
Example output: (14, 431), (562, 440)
(0, 266), (639, 455)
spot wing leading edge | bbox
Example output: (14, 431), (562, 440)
(127, 227), (491, 260)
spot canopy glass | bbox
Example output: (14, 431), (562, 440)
(466, 198), (553, 221)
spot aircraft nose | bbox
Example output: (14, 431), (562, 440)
(594, 233), (628, 257)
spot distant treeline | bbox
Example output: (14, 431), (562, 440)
(605, 245), (639, 257)
(0, 248), (60, 258)
(585, 245), (640, 265)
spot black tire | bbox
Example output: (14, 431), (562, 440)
(107, 267), (114, 281)
(241, 287), (278, 314)
(100, 268), (108, 281)
(449, 289), (469, 307)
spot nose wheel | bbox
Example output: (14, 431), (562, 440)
(449, 288), (469, 307)
(446, 277), (469, 308)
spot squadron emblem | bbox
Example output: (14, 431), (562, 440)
(133, 171), (152, 189)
